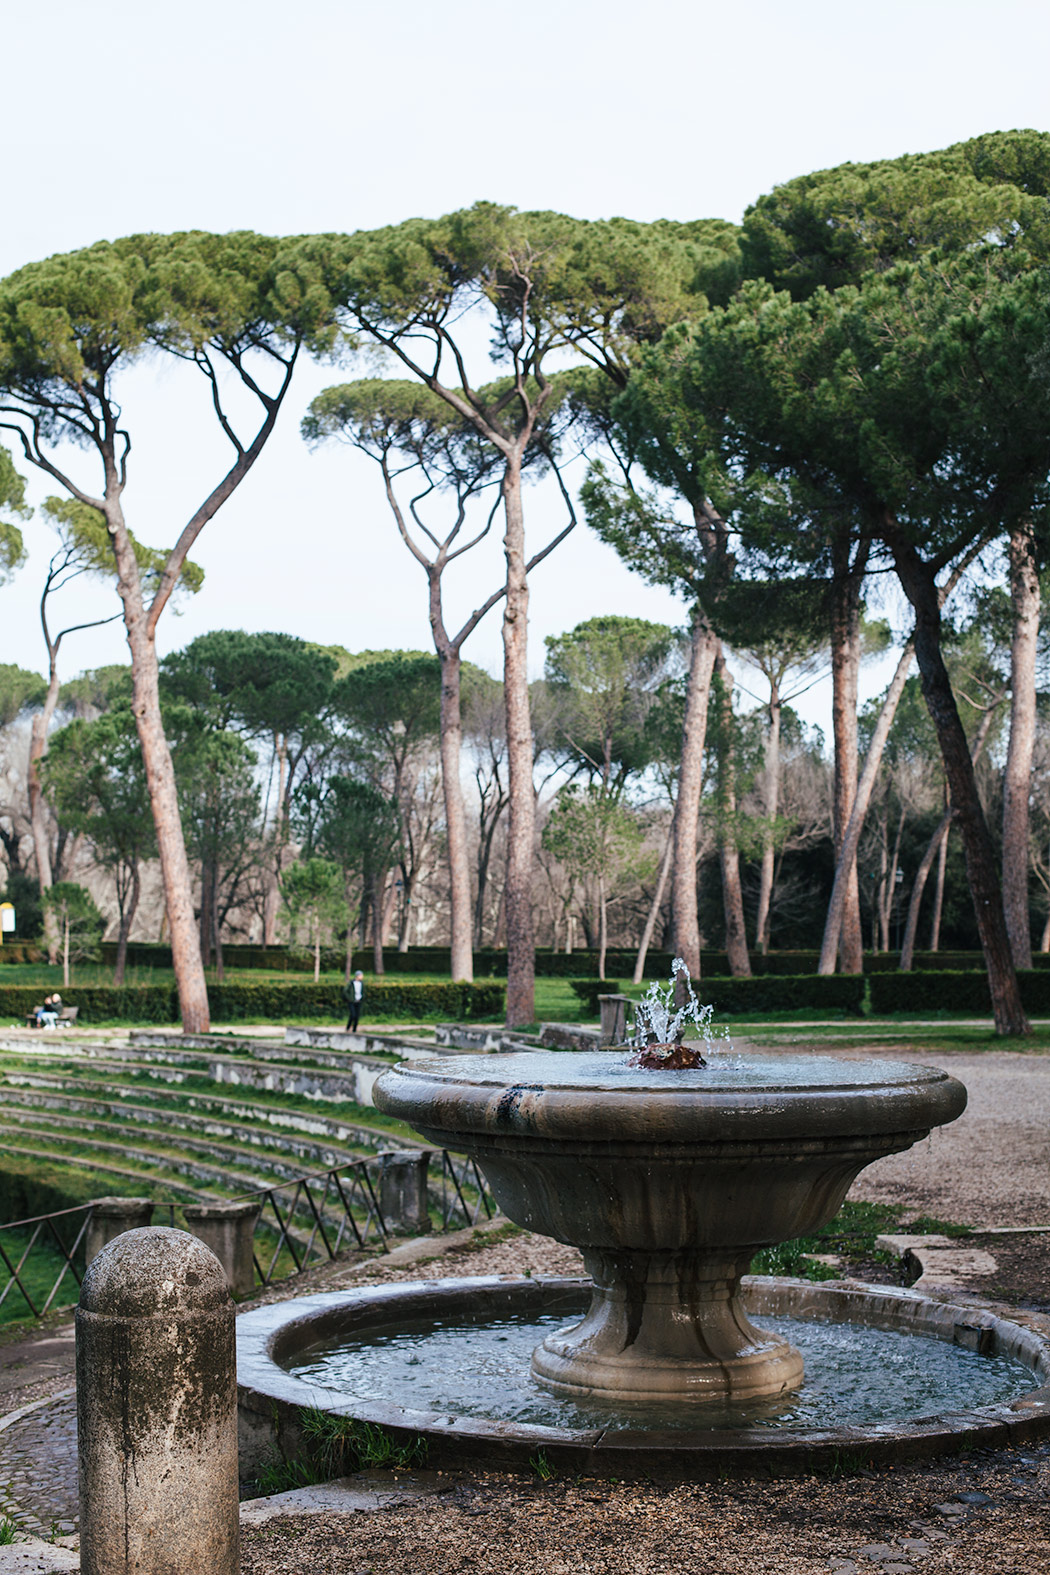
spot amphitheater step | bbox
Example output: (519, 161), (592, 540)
(0, 1069), (414, 1150)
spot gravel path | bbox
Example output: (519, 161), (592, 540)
(844, 1047), (1050, 1227)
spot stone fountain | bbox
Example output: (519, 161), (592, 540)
(235, 969), (1050, 1478)
(373, 967), (965, 1407)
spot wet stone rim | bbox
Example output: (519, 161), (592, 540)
(236, 1275), (1050, 1480)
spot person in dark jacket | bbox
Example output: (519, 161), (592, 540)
(343, 971), (365, 1031)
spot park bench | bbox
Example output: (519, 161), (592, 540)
(23, 1005), (78, 1029)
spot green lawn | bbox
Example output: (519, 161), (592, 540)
(4, 960), (1049, 1046)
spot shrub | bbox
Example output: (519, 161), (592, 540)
(0, 979), (505, 1025)
(868, 968), (1050, 1016)
(568, 978), (621, 1012)
(570, 974), (865, 1018)
(695, 975), (865, 1016)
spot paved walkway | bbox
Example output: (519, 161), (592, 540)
(0, 1393), (77, 1538)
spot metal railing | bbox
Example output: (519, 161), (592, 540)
(0, 1149), (500, 1321)
(0, 1201), (91, 1321)
(244, 1158), (389, 1288)
(437, 1149), (498, 1231)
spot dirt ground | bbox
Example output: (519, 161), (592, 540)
(240, 1448), (1050, 1575)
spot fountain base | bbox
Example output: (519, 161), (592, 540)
(237, 1275), (1050, 1483)
(531, 1250), (804, 1402)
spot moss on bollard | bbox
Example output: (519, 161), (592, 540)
(76, 1226), (239, 1574)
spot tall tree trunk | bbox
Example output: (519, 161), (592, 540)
(597, 873), (608, 981)
(902, 813), (950, 971)
(819, 643), (914, 973)
(671, 607), (719, 977)
(633, 829), (673, 985)
(1002, 520), (1039, 971)
(113, 863), (141, 987)
(930, 818), (949, 952)
(104, 490), (210, 1033)
(371, 873), (385, 976)
(501, 456), (536, 1026)
(828, 543), (867, 973)
(213, 882), (225, 984)
(380, 873), (398, 948)
(438, 645), (473, 981)
(262, 736), (289, 947)
(199, 859), (213, 969)
(494, 879), (507, 948)
(714, 652), (751, 977)
(874, 809), (889, 952)
(124, 623), (210, 1032)
(889, 529), (1027, 1036)
(902, 710), (995, 969)
(755, 677), (782, 955)
(880, 804), (906, 952)
(345, 873), (356, 983)
(313, 916), (321, 984)
(28, 670), (61, 964)
(63, 913), (70, 988)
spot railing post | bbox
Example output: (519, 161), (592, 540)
(77, 1226), (239, 1575)
(378, 1149), (432, 1234)
(183, 1200), (262, 1299)
(85, 1197), (154, 1266)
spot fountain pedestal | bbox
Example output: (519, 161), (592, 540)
(533, 1248), (803, 1402)
(375, 1050), (966, 1407)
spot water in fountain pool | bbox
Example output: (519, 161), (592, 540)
(284, 1306), (1032, 1432)
(416, 1050), (934, 1091)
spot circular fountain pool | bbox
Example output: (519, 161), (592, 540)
(236, 1274), (1050, 1480)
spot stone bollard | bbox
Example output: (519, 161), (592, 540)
(85, 1197), (154, 1266)
(378, 1148), (432, 1234)
(183, 1200), (261, 1299)
(76, 1226), (239, 1575)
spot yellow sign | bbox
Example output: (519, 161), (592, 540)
(0, 901), (13, 940)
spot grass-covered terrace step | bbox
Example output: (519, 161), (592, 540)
(0, 1092), (377, 1176)
(0, 1069), (409, 1150)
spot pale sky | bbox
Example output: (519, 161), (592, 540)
(2, 0), (1047, 736)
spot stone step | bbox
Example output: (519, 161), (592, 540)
(0, 1066), (411, 1145)
(0, 1142), (227, 1203)
(0, 1086), (392, 1169)
(0, 1118), (284, 1195)
(0, 1042), (382, 1105)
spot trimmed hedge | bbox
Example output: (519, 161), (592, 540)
(0, 979), (505, 1025)
(868, 968), (1050, 1016)
(93, 940), (1047, 979)
(681, 974), (865, 1016)
(569, 974), (866, 1018)
(0, 943), (45, 965)
(568, 979), (621, 1012)
(0, 984), (177, 1022)
(206, 979), (505, 1021)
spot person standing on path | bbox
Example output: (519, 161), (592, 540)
(344, 971), (365, 1032)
